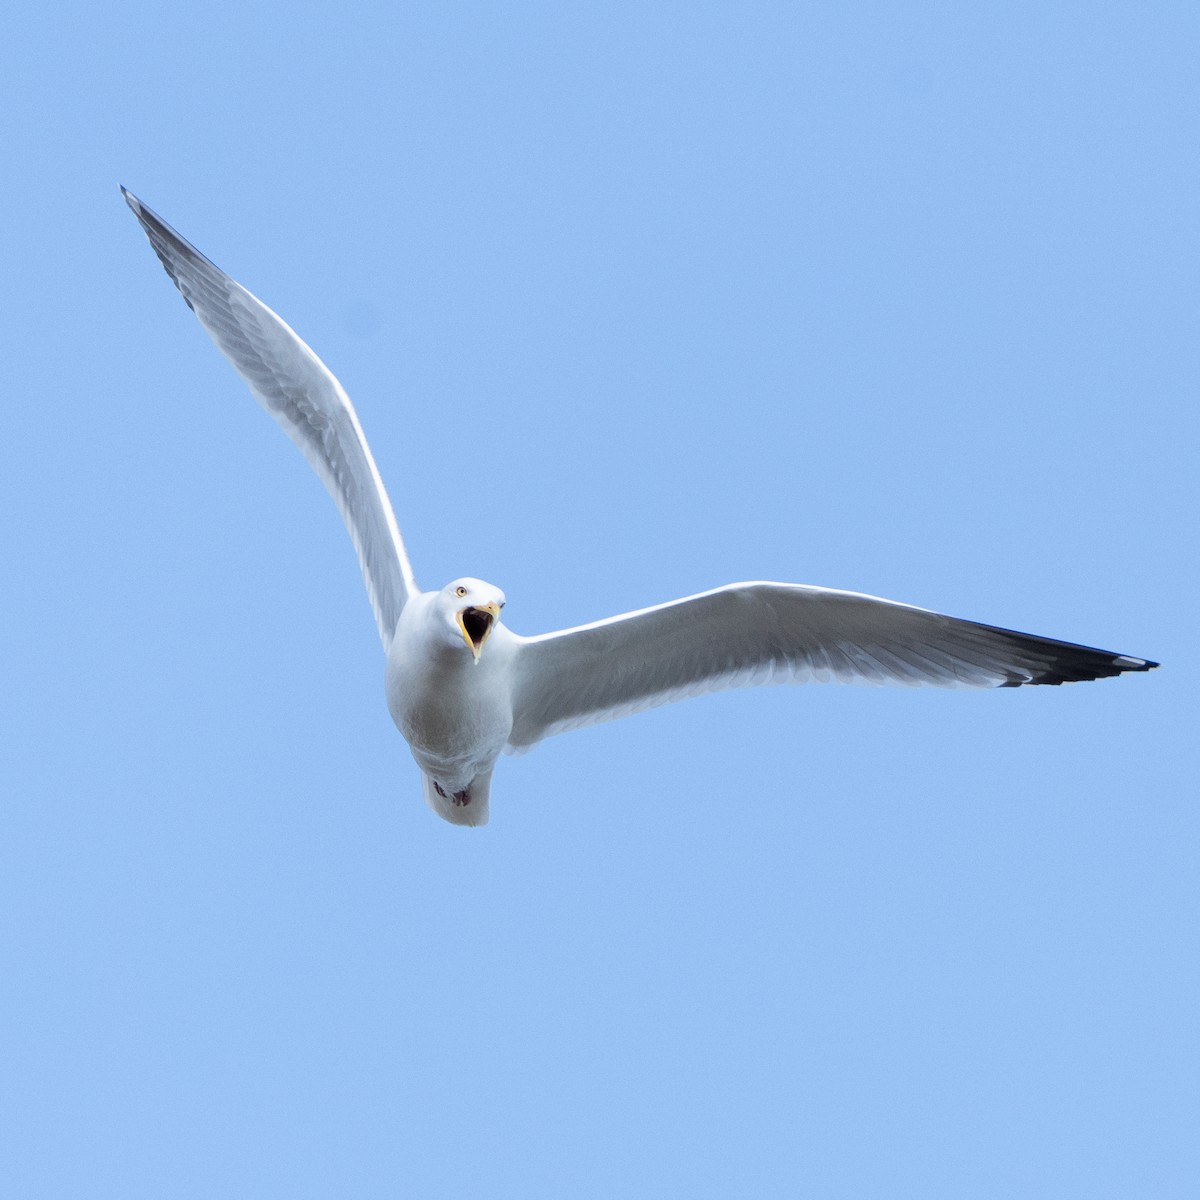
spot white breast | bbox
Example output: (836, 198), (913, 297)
(385, 601), (515, 788)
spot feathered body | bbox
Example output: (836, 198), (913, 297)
(386, 585), (514, 825)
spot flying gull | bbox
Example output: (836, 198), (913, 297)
(122, 189), (1157, 826)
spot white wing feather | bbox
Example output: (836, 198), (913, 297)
(123, 188), (416, 651)
(506, 582), (1155, 749)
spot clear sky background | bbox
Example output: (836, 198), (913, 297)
(1, 2), (1195, 1196)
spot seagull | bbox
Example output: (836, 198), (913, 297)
(122, 188), (1157, 826)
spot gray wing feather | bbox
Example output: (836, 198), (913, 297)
(506, 582), (1156, 749)
(123, 188), (416, 650)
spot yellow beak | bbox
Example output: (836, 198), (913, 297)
(456, 602), (501, 662)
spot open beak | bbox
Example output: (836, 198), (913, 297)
(456, 603), (501, 662)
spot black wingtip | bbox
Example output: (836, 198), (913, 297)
(120, 188), (227, 284)
(974, 619), (1160, 688)
(121, 187), (156, 230)
(1023, 649), (1157, 687)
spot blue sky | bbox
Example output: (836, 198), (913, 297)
(1, 2), (1195, 1196)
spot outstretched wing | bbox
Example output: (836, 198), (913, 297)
(506, 581), (1156, 749)
(123, 188), (417, 651)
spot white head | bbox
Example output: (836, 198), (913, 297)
(438, 577), (507, 662)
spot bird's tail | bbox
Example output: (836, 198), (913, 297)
(421, 771), (492, 827)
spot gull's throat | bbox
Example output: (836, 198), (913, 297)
(459, 606), (495, 659)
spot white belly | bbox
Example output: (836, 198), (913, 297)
(385, 619), (515, 791)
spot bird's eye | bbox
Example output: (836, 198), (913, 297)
(455, 586), (468, 598)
